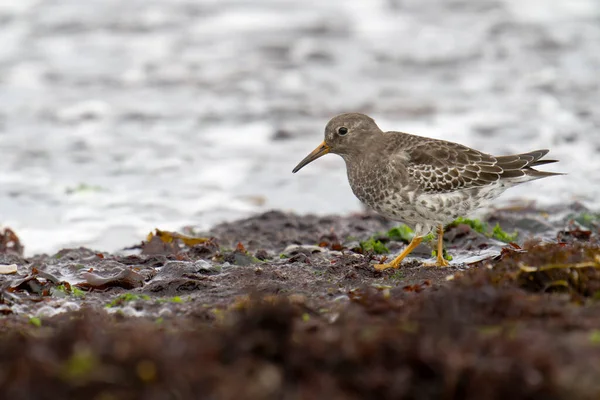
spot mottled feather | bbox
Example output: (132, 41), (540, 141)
(394, 136), (560, 193)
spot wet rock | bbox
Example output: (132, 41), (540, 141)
(143, 278), (214, 296)
(116, 254), (167, 269)
(188, 241), (220, 259)
(157, 261), (200, 278)
(35, 305), (63, 318)
(52, 248), (103, 262)
(222, 251), (256, 266)
(194, 260), (217, 273)
(281, 245), (325, 257)
(487, 213), (555, 238)
(0, 254), (28, 266)
(287, 253), (311, 264)
(254, 249), (271, 261)
(444, 223), (503, 254)
(557, 227), (593, 243)
(155, 260), (219, 279)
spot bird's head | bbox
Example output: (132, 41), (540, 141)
(292, 113), (382, 173)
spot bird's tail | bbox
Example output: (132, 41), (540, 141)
(496, 149), (564, 180)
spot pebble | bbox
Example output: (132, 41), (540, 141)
(0, 264), (18, 274)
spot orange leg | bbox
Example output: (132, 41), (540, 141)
(423, 224), (449, 267)
(374, 236), (423, 270)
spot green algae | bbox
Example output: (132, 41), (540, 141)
(386, 224), (434, 242)
(54, 284), (86, 298)
(450, 217), (486, 233)
(387, 225), (414, 242)
(450, 217), (518, 243)
(431, 248), (453, 261)
(572, 212), (600, 228)
(106, 294), (190, 308)
(106, 293), (151, 308)
(360, 238), (389, 254)
(157, 296), (184, 304)
(389, 270), (404, 280)
(491, 223), (519, 242)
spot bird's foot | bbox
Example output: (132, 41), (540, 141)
(372, 235), (424, 271)
(422, 258), (450, 267)
(374, 262), (399, 271)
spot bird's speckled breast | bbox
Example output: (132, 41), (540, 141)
(345, 157), (413, 219)
(345, 155), (509, 233)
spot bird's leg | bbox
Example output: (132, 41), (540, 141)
(423, 224), (450, 267)
(374, 236), (423, 270)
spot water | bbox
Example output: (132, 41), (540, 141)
(0, 0), (599, 256)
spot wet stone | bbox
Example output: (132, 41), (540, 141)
(281, 245), (326, 258)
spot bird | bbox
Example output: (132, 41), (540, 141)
(292, 113), (562, 270)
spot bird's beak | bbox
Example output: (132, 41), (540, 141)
(292, 141), (330, 173)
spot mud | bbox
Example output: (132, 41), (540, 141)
(1, 203), (600, 399)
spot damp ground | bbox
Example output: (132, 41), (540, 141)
(1, 203), (600, 399)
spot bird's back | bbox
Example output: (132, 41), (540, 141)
(385, 131), (562, 194)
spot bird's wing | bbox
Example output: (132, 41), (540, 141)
(403, 140), (505, 193)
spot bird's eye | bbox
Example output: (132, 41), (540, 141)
(337, 127), (348, 136)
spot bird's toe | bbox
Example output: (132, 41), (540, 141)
(422, 259), (450, 267)
(373, 262), (397, 271)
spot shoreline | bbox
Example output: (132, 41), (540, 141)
(1, 204), (599, 397)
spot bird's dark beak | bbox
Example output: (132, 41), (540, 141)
(292, 141), (330, 173)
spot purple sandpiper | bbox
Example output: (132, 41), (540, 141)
(292, 113), (563, 269)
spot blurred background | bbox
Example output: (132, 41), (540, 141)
(0, 0), (599, 256)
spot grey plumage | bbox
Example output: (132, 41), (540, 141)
(292, 112), (563, 267)
(397, 138), (561, 193)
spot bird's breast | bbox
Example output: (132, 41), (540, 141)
(346, 159), (408, 213)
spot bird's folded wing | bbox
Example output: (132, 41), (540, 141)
(403, 141), (504, 193)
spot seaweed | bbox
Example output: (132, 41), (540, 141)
(387, 224), (414, 242)
(1, 209), (600, 399)
(106, 293), (151, 308)
(450, 216), (486, 233)
(571, 212), (600, 228)
(359, 238), (389, 254)
(449, 217), (519, 243)
(387, 224), (435, 242)
(431, 248), (453, 261)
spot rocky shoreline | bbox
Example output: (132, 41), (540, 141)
(1, 203), (599, 399)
